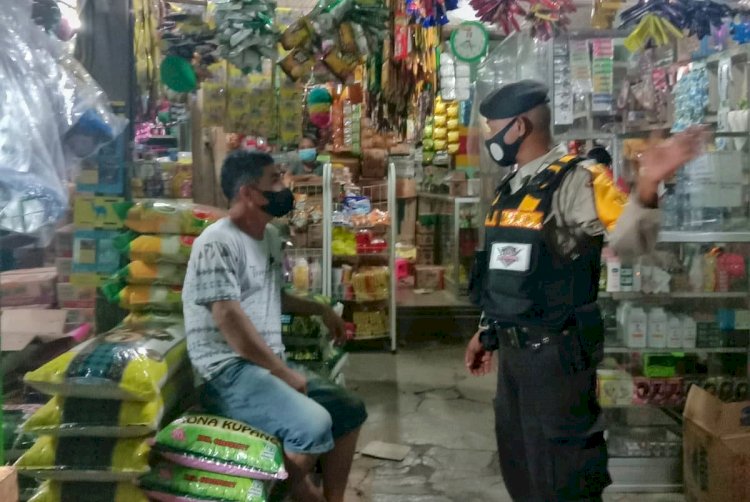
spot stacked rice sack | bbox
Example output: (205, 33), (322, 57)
(17, 323), (191, 502)
(141, 414), (287, 501)
(104, 200), (225, 316)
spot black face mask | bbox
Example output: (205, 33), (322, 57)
(485, 118), (526, 167)
(261, 188), (294, 217)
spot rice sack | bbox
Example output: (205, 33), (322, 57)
(117, 233), (196, 264)
(123, 311), (184, 329)
(154, 415), (287, 481)
(140, 463), (267, 502)
(24, 324), (187, 401)
(23, 368), (193, 437)
(103, 284), (183, 311)
(15, 436), (150, 481)
(118, 200), (224, 235)
(29, 481), (148, 502)
(113, 261), (187, 286)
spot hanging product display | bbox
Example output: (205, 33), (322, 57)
(308, 86), (334, 129)
(469, 0), (576, 38)
(134, 0), (162, 111)
(213, 0), (278, 75)
(159, 8), (217, 94)
(278, 0), (390, 82)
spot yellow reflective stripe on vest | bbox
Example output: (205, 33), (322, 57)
(585, 163), (627, 232)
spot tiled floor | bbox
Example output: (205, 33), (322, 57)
(342, 342), (684, 502)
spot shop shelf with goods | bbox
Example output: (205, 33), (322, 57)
(323, 162), (397, 352)
(283, 178), (326, 297)
(549, 34), (750, 492)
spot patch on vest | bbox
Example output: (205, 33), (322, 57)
(489, 243), (532, 272)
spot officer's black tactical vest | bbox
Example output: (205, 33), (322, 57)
(481, 155), (603, 330)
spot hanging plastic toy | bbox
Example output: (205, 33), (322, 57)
(307, 86), (333, 129)
(623, 13), (684, 52)
(470, 0), (575, 37)
(470, 0), (527, 35)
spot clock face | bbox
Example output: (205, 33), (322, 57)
(450, 22), (488, 63)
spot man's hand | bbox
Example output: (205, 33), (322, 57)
(273, 366), (308, 394)
(465, 330), (493, 376)
(322, 306), (347, 345)
(638, 126), (708, 207)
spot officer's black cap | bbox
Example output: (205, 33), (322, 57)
(479, 80), (550, 120)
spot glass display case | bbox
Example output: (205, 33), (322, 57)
(416, 193), (480, 297)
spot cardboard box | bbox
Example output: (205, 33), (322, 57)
(1, 309), (68, 352)
(396, 178), (417, 199)
(0, 268), (57, 308)
(56, 257), (73, 283)
(415, 265), (444, 290)
(73, 195), (126, 229)
(64, 308), (96, 329)
(55, 224), (75, 258)
(57, 283), (97, 309)
(72, 230), (122, 275)
(0, 467), (18, 502)
(683, 385), (750, 502)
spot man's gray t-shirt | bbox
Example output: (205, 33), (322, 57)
(183, 218), (284, 380)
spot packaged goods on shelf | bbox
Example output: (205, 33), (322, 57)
(0, 268), (57, 308)
(116, 234), (196, 264)
(24, 324), (187, 401)
(415, 266), (444, 290)
(141, 462), (267, 502)
(15, 436), (150, 481)
(119, 200), (224, 235)
(597, 369), (634, 407)
(351, 267), (389, 301)
(56, 283), (96, 309)
(4, 405), (41, 463)
(154, 415), (288, 481)
(71, 230), (122, 275)
(28, 481), (148, 502)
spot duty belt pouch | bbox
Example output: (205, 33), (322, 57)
(574, 303), (605, 369)
(468, 249), (487, 307)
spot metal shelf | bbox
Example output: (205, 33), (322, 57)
(658, 231), (750, 243)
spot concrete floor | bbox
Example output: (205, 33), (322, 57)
(342, 342), (685, 502)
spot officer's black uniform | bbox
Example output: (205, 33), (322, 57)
(471, 82), (611, 501)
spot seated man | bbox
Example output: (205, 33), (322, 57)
(183, 151), (367, 502)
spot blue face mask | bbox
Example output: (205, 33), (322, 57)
(299, 148), (317, 163)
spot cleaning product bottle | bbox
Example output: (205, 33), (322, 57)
(667, 314), (683, 348)
(293, 258), (310, 293)
(682, 315), (697, 349)
(626, 307), (648, 348)
(648, 308), (668, 348)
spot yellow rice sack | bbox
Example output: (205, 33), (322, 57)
(24, 324), (187, 401)
(15, 436), (150, 481)
(103, 284), (183, 312)
(113, 261), (187, 286)
(118, 234), (196, 264)
(119, 200), (224, 235)
(122, 312), (184, 329)
(29, 481), (148, 502)
(23, 368), (193, 437)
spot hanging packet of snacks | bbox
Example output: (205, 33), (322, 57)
(591, 38), (614, 113)
(226, 68), (254, 134)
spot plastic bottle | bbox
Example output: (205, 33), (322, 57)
(626, 307), (648, 348)
(309, 259), (322, 292)
(606, 257), (622, 293)
(667, 314), (683, 348)
(682, 315), (698, 349)
(689, 252), (703, 292)
(292, 258), (310, 293)
(648, 308), (668, 348)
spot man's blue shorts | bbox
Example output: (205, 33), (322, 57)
(201, 359), (367, 455)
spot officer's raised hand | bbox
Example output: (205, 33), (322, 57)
(636, 126), (708, 207)
(465, 329), (493, 376)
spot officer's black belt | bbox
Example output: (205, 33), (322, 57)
(488, 322), (573, 351)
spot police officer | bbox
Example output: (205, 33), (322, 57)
(464, 80), (705, 501)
